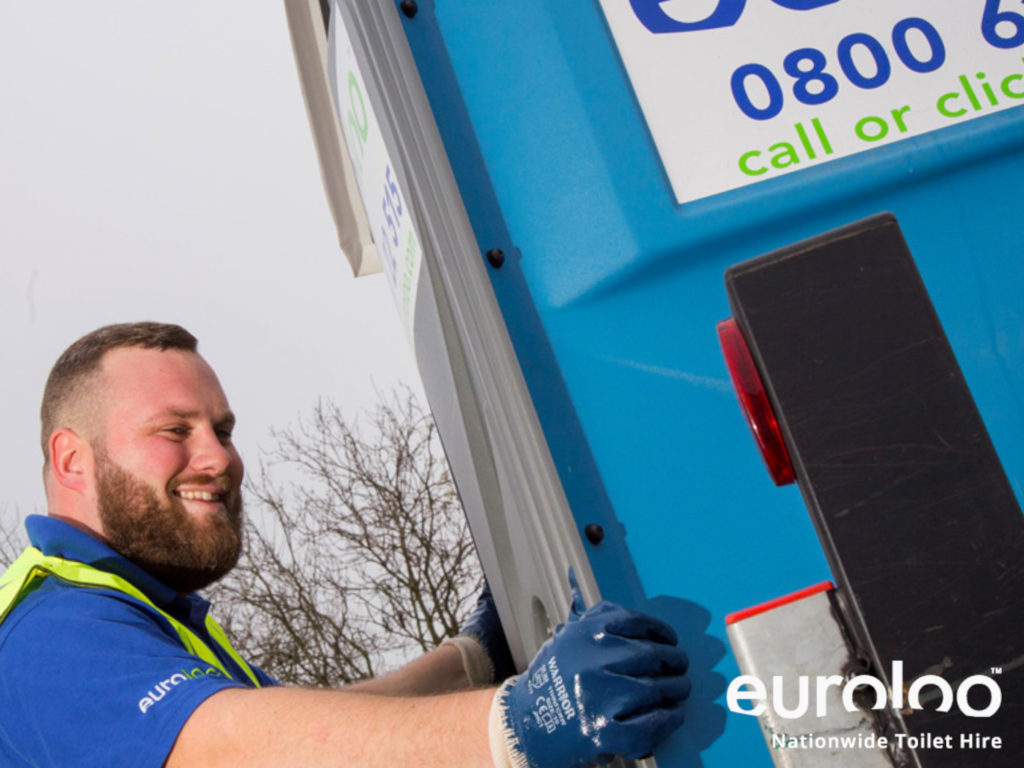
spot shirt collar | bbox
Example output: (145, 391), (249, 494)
(25, 514), (202, 613)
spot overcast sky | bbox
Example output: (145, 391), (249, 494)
(0, 3), (420, 530)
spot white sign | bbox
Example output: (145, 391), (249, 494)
(329, 3), (422, 338)
(598, 1), (1024, 203)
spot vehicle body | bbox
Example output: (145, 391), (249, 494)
(285, 2), (1023, 766)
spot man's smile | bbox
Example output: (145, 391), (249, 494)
(174, 489), (226, 502)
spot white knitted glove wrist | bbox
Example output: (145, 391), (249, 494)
(441, 634), (495, 687)
(489, 677), (531, 768)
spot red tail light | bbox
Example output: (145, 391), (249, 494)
(717, 318), (796, 486)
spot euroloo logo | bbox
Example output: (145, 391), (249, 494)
(629, 0), (840, 34)
(726, 661), (1002, 718)
(138, 666), (224, 714)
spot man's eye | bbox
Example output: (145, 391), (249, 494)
(216, 429), (233, 441)
(165, 426), (189, 436)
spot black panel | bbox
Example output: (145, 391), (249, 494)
(726, 214), (1023, 767)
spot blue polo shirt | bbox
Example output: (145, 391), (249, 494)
(0, 515), (276, 768)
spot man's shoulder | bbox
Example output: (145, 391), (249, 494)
(0, 576), (251, 768)
(0, 574), (177, 655)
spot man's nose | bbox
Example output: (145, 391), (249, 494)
(188, 427), (233, 475)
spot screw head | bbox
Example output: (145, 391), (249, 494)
(486, 248), (505, 269)
(584, 524), (604, 545)
(399, 0), (418, 18)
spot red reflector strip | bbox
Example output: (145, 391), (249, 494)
(726, 581), (835, 625)
(717, 317), (796, 486)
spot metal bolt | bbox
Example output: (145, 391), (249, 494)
(584, 524), (604, 545)
(486, 248), (505, 269)
(399, 0), (418, 18)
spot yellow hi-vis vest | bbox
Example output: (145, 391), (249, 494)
(0, 546), (261, 687)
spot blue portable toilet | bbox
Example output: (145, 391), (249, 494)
(285, 2), (1023, 766)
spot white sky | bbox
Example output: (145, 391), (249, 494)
(0, 3), (420, 530)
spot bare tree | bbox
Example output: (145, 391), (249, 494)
(207, 388), (482, 687)
(0, 507), (27, 566)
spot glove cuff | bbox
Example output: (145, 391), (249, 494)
(489, 677), (532, 768)
(441, 634), (495, 687)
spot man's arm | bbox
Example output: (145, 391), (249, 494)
(347, 643), (472, 696)
(171, 589), (502, 764)
(167, 579), (691, 768)
(167, 685), (495, 768)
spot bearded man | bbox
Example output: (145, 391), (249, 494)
(0, 322), (690, 768)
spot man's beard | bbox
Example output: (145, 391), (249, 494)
(95, 453), (243, 594)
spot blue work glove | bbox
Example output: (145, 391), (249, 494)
(490, 570), (690, 768)
(444, 580), (517, 685)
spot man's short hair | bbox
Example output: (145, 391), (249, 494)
(40, 322), (198, 462)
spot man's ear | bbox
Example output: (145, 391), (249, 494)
(48, 428), (93, 494)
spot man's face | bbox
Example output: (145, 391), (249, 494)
(89, 347), (244, 593)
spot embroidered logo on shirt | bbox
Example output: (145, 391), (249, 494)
(138, 666), (224, 714)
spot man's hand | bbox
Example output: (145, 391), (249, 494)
(491, 572), (689, 768)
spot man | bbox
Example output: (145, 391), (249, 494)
(0, 322), (690, 768)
